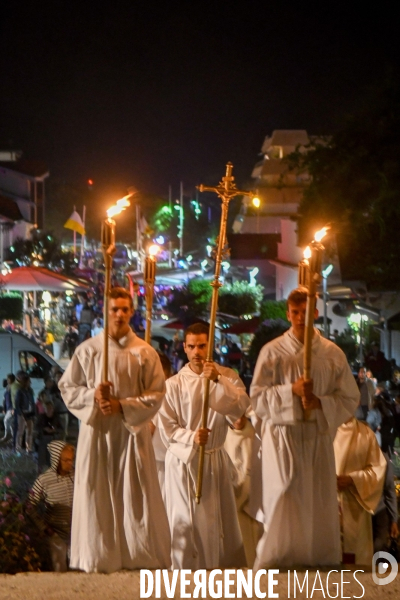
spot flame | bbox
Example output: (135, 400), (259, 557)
(304, 246), (311, 259)
(314, 227), (328, 242)
(106, 195), (131, 218)
(148, 244), (160, 256)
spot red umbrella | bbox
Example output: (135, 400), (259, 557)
(224, 316), (260, 334)
(0, 266), (90, 292)
(162, 318), (210, 330)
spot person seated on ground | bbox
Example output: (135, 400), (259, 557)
(36, 402), (63, 473)
(29, 441), (75, 571)
(334, 416), (386, 565)
(372, 451), (399, 553)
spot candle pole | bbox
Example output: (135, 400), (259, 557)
(101, 194), (133, 382)
(144, 245), (159, 345)
(298, 229), (327, 420)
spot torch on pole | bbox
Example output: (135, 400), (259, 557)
(195, 162), (259, 504)
(297, 227), (328, 420)
(144, 244), (159, 345)
(101, 193), (133, 382)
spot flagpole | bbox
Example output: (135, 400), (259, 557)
(79, 205), (86, 268)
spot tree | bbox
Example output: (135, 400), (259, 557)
(7, 229), (76, 274)
(288, 73), (400, 289)
(249, 319), (290, 362)
(167, 278), (264, 322)
(260, 299), (288, 322)
(219, 281), (263, 317)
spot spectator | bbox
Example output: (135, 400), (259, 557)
(373, 384), (397, 455)
(36, 402), (63, 472)
(30, 441), (75, 571)
(63, 326), (79, 359)
(78, 300), (93, 343)
(0, 374), (15, 445)
(356, 367), (375, 420)
(15, 372), (35, 453)
(45, 330), (55, 355)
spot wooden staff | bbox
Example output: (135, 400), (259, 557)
(100, 193), (133, 381)
(101, 218), (117, 382)
(144, 254), (156, 345)
(195, 162), (258, 504)
(300, 236), (325, 420)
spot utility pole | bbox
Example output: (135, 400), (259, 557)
(179, 181), (184, 256)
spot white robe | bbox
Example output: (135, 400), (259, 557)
(159, 363), (249, 569)
(250, 328), (360, 568)
(151, 413), (167, 502)
(334, 417), (386, 565)
(59, 330), (171, 573)
(224, 420), (263, 567)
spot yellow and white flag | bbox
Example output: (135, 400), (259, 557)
(64, 210), (85, 236)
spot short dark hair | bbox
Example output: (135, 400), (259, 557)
(7, 373), (15, 382)
(109, 287), (133, 309)
(184, 322), (210, 341)
(287, 287), (310, 307)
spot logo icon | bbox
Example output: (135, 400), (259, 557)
(372, 551), (398, 585)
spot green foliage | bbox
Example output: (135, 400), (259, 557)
(260, 300), (288, 322)
(7, 229), (76, 274)
(46, 319), (68, 342)
(166, 283), (208, 324)
(0, 293), (23, 322)
(287, 74), (400, 289)
(188, 279), (212, 311)
(334, 328), (357, 363)
(0, 475), (43, 573)
(219, 282), (263, 317)
(151, 205), (174, 232)
(249, 318), (290, 362)
(167, 279), (264, 322)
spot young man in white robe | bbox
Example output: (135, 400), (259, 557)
(159, 322), (249, 569)
(334, 416), (386, 564)
(58, 287), (171, 573)
(251, 287), (360, 568)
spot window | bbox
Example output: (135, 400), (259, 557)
(19, 351), (52, 379)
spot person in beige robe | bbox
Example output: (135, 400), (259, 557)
(334, 417), (386, 565)
(251, 288), (360, 568)
(59, 288), (171, 573)
(224, 414), (263, 567)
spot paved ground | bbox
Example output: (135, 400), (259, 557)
(0, 568), (399, 599)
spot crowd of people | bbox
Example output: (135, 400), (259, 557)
(1, 366), (70, 472)
(1, 285), (400, 574)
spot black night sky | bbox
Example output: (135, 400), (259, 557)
(1, 2), (399, 199)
